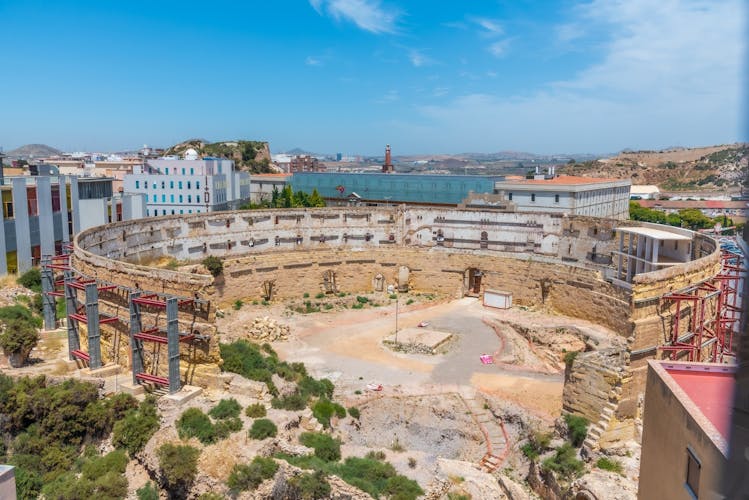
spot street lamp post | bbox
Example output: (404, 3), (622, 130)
(395, 294), (399, 344)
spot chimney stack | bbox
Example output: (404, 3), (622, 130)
(382, 144), (394, 173)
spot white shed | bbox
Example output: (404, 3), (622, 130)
(483, 289), (512, 309)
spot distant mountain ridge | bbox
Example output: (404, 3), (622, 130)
(5, 144), (62, 158)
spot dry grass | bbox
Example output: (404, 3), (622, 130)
(0, 275), (18, 288)
(198, 438), (246, 480)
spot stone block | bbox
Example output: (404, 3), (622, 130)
(229, 376), (267, 398)
(119, 381), (145, 396)
(164, 385), (203, 405)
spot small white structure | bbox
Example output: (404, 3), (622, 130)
(630, 185), (660, 199)
(483, 289), (512, 309)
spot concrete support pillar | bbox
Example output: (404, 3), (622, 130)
(36, 176), (55, 256)
(626, 234), (635, 282)
(64, 270), (80, 359)
(166, 297), (181, 394)
(70, 176), (80, 235)
(636, 235), (646, 275)
(59, 176), (70, 244)
(617, 231), (624, 280)
(0, 192), (7, 275)
(40, 256), (56, 330)
(12, 177), (32, 273)
(645, 236), (654, 273)
(84, 282), (102, 369)
(129, 291), (144, 384)
(653, 239), (660, 271)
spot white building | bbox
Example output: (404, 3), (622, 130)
(488, 174), (631, 220)
(123, 155), (250, 216)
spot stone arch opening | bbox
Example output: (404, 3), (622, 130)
(464, 268), (483, 296)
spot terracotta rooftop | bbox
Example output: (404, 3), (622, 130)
(638, 200), (749, 210)
(498, 175), (624, 185)
(662, 362), (735, 441)
(252, 173), (292, 178)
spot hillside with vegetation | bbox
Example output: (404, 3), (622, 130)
(559, 143), (749, 191)
(164, 139), (275, 174)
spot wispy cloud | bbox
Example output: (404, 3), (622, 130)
(408, 49), (434, 67)
(409, 0), (745, 153)
(465, 15), (509, 57)
(377, 89), (400, 103)
(488, 40), (509, 57)
(305, 56), (323, 66)
(469, 16), (503, 36)
(310, 0), (400, 34)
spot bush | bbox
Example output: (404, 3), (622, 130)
(112, 396), (160, 457)
(356, 295), (369, 304)
(288, 470), (331, 499)
(176, 408), (215, 444)
(563, 351), (579, 368)
(348, 407), (360, 419)
(227, 457), (279, 493)
(0, 317), (39, 365)
(245, 403), (267, 418)
(209, 398), (241, 420)
(158, 443), (200, 492)
(272, 393), (307, 411)
(202, 256), (223, 277)
(315, 292), (325, 299)
(18, 268), (41, 292)
(249, 419), (277, 440)
(233, 299), (243, 310)
(365, 450), (386, 461)
(596, 456), (624, 474)
(520, 430), (552, 461)
(564, 414), (589, 447)
(312, 399), (346, 429)
(300, 432), (341, 462)
(384, 474), (424, 499)
(214, 417), (243, 439)
(406, 299), (414, 305)
(136, 482), (159, 500)
(542, 443), (585, 479)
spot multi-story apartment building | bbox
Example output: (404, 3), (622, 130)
(122, 156), (250, 216)
(0, 175), (146, 274)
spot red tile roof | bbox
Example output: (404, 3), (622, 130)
(503, 175), (624, 185)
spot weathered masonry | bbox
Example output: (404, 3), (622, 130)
(65, 207), (725, 421)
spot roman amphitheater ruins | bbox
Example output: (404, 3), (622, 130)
(48, 204), (740, 458)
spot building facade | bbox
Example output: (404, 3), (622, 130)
(639, 361), (733, 500)
(490, 175), (631, 220)
(289, 155), (321, 172)
(249, 174), (290, 204)
(0, 176), (145, 275)
(123, 157), (250, 216)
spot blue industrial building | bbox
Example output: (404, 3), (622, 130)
(291, 172), (504, 206)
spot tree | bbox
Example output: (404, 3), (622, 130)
(202, 256), (223, 277)
(678, 208), (713, 230)
(17, 268), (41, 292)
(0, 317), (39, 367)
(308, 189), (326, 207)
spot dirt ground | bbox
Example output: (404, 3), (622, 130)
(219, 296), (618, 422)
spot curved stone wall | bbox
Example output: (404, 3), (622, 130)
(72, 206), (719, 395)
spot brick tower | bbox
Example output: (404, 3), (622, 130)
(382, 144), (394, 173)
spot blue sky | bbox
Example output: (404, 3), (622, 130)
(0, 0), (746, 155)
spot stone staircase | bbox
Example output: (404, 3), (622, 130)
(459, 391), (509, 473)
(582, 381), (625, 457)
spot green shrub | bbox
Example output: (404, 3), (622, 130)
(303, 292), (310, 298)
(136, 482), (159, 500)
(389, 293), (398, 299)
(233, 299), (243, 310)
(315, 292), (325, 299)
(227, 457), (279, 493)
(406, 299), (414, 305)
(176, 408), (215, 444)
(384, 474), (424, 499)
(520, 430), (552, 461)
(563, 351), (579, 368)
(596, 456), (624, 474)
(202, 256), (223, 277)
(298, 376), (334, 400)
(112, 396), (160, 457)
(272, 393), (307, 411)
(564, 414), (589, 447)
(300, 432), (341, 462)
(249, 418), (277, 440)
(542, 443), (585, 479)
(288, 470), (331, 499)
(356, 296), (369, 304)
(365, 450), (386, 461)
(209, 398), (241, 420)
(214, 417), (243, 439)
(348, 407), (360, 419)
(18, 268), (41, 292)
(157, 443), (200, 493)
(0, 318), (39, 365)
(245, 403), (267, 418)
(312, 399), (346, 429)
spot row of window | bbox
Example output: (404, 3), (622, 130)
(146, 208), (203, 216)
(151, 194), (201, 204)
(135, 180), (202, 190)
(157, 167), (195, 175)
(507, 193), (561, 203)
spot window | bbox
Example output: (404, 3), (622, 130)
(188, 195), (192, 203)
(161, 194), (166, 202)
(555, 194), (560, 203)
(171, 209), (175, 215)
(162, 210), (166, 215)
(181, 168), (185, 175)
(179, 195), (183, 203)
(190, 168), (194, 175)
(531, 193), (536, 202)
(165, 168), (169, 174)
(170, 194), (174, 202)
(187, 181), (191, 189)
(686, 448), (700, 497)
(196, 181), (200, 189)
(197, 195), (201, 203)
(135, 180), (140, 189)
(508, 192), (512, 201)
(170, 181), (174, 189)
(189, 210), (192, 214)
(161, 181), (165, 189)
(152, 194), (156, 203)
(178, 181), (183, 189)
(180, 209), (183, 214)
(152, 183), (157, 189)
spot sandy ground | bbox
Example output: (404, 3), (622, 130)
(219, 296), (617, 423)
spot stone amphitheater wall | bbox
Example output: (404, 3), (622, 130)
(72, 206), (720, 401)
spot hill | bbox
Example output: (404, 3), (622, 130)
(5, 143), (62, 158)
(164, 139), (275, 173)
(559, 144), (749, 192)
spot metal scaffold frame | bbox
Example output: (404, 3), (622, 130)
(659, 250), (745, 362)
